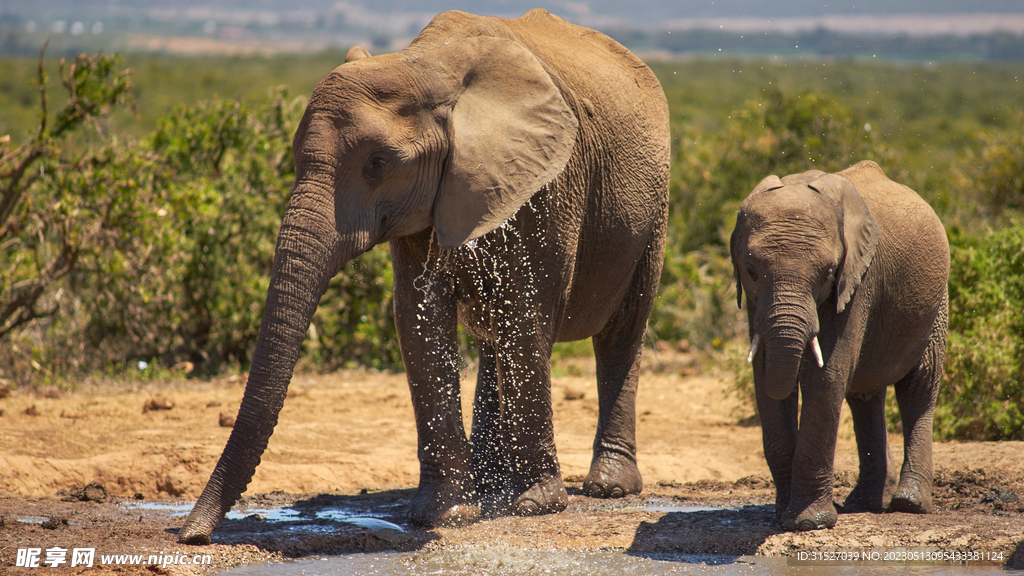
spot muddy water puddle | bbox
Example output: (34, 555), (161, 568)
(123, 497), (413, 545)
(123, 500), (1013, 575)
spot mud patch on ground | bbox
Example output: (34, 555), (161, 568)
(3, 367), (1024, 573)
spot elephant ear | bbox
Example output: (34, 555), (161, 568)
(808, 173), (880, 313)
(733, 175), (786, 308)
(433, 36), (579, 249)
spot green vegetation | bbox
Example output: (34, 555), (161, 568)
(1, 50), (1022, 440)
(938, 226), (1024, 440)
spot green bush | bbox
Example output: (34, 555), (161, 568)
(77, 93), (300, 374)
(0, 52), (404, 383)
(651, 246), (742, 350)
(936, 225), (1024, 440)
(0, 50), (134, 383)
(669, 87), (885, 254)
(75, 91), (405, 376)
(953, 112), (1024, 219)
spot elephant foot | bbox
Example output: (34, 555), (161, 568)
(890, 479), (932, 514)
(512, 474), (568, 517)
(582, 452), (642, 499)
(782, 501), (837, 531)
(407, 482), (480, 527)
(842, 479), (895, 513)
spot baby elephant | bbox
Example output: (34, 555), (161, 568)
(730, 160), (949, 531)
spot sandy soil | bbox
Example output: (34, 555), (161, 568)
(2, 352), (1023, 573)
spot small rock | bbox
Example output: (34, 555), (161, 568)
(206, 400), (222, 408)
(219, 413), (236, 427)
(41, 516), (69, 530)
(563, 389), (585, 401)
(62, 482), (108, 502)
(134, 492), (145, 500)
(142, 396), (174, 413)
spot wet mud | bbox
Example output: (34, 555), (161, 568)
(2, 361), (1024, 573)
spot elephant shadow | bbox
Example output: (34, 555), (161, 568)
(626, 504), (784, 564)
(167, 489), (438, 557)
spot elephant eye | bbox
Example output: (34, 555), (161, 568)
(745, 263), (758, 282)
(365, 155), (387, 179)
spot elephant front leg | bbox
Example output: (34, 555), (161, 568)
(494, 334), (567, 517)
(843, 388), (897, 512)
(784, 385), (844, 531)
(395, 278), (478, 527)
(755, 383), (799, 519)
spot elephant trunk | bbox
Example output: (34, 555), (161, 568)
(179, 187), (346, 544)
(759, 298), (820, 401)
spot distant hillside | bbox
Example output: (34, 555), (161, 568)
(2, 0), (1024, 60)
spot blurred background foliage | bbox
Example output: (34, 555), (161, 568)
(0, 49), (1021, 441)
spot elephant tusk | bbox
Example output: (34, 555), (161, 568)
(811, 336), (825, 368)
(747, 333), (760, 364)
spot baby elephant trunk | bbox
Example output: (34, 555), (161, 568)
(757, 301), (824, 401)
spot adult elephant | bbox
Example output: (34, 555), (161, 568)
(730, 161), (949, 531)
(178, 9), (669, 544)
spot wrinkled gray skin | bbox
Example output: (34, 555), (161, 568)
(730, 161), (949, 531)
(178, 9), (669, 544)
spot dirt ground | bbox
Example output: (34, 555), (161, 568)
(2, 351), (1024, 574)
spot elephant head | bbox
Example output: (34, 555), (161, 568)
(177, 36), (578, 544)
(730, 171), (879, 401)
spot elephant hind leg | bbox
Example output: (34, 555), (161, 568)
(890, 297), (946, 514)
(584, 335), (644, 499)
(583, 235), (663, 499)
(842, 388), (897, 513)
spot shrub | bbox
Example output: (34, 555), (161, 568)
(79, 93), (302, 374)
(0, 51), (404, 383)
(968, 115), (1024, 213)
(0, 49), (134, 384)
(71, 92), (406, 376)
(935, 225), (1024, 440)
(668, 87), (884, 254)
